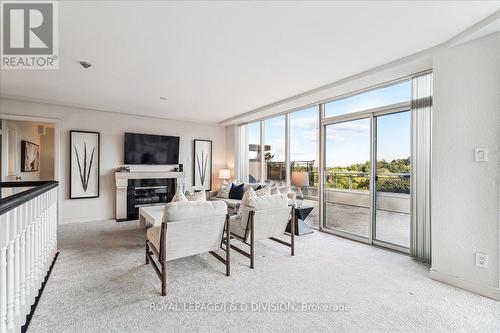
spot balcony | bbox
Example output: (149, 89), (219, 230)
(265, 168), (410, 248)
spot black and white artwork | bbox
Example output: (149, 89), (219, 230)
(21, 140), (40, 172)
(193, 140), (212, 191)
(70, 130), (100, 199)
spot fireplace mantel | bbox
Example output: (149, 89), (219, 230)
(115, 171), (185, 221)
(115, 171), (185, 181)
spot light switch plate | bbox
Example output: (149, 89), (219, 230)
(474, 148), (488, 162)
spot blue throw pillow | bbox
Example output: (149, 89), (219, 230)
(254, 185), (262, 191)
(229, 183), (245, 200)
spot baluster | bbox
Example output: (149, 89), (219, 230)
(30, 201), (36, 304)
(47, 192), (52, 264)
(40, 193), (46, 276)
(33, 197), (39, 293)
(54, 188), (59, 254)
(53, 189), (58, 256)
(44, 192), (48, 275)
(40, 194), (45, 289)
(19, 205), (26, 324)
(44, 192), (48, 271)
(24, 201), (32, 313)
(0, 213), (9, 333)
(47, 191), (52, 259)
(6, 211), (15, 331)
(36, 196), (42, 291)
(50, 189), (56, 258)
(13, 207), (21, 329)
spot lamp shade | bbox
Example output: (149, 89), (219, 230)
(218, 169), (231, 180)
(291, 171), (309, 187)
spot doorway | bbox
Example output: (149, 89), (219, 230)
(0, 118), (57, 182)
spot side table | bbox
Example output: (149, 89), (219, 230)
(286, 206), (314, 236)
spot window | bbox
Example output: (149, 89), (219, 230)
(264, 115), (285, 185)
(247, 122), (261, 183)
(324, 80), (411, 118)
(290, 106), (319, 199)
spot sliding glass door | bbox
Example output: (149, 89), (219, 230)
(374, 111), (411, 248)
(322, 109), (411, 251)
(324, 118), (371, 239)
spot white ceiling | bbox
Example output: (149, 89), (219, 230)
(1, 1), (499, 124)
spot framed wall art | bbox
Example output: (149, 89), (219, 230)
(21, 140), (40, 172)
(70, 130), (100, 199)
(193, 139), (212, 191)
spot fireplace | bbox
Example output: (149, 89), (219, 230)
(126, 178), (175, 220)
(115, 170), (184, 222)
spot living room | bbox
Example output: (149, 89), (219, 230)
(0, 1), (499, 332)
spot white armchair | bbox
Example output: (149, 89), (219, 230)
(230, 194), (295, 268)
(145, 200), (230, 296)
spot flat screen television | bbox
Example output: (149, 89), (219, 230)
(124, 133), (180, 165)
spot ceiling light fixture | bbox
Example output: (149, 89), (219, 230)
(79, 61), (92, 69)
(159, 97), (167, 101)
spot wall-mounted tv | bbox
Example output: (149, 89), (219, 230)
(124, 133), (180, 165)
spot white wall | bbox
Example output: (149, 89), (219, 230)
(0, 98), (227, 223)
(430, 33), (500, 300)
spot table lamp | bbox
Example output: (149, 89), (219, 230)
(291, 171), (309, 200)
(218, 169), (231, 186)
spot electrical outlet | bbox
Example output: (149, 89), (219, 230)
(474, 148), (488, 162)
(475, 253), (488, 268)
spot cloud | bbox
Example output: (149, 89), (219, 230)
(326, 121), (369, 141)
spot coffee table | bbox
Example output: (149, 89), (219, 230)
(138, 205), (164, 228)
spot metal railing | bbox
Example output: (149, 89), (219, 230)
(258, 159), (410, 195)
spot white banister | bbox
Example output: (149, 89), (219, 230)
(0, 182), (58, 333)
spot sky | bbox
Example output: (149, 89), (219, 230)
(248, 80), (411, 167)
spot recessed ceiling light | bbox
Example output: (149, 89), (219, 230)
(159, 97), (167, 101)
(79, 61), (91, 69)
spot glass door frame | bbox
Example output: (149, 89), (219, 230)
(320, 102), (411, 254)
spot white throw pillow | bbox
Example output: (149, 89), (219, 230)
(217, 183), (231, 199)
(270, 184), (280, 195)
(255, 186), (271, 197)
(171, 190), (188, 202)
(237, 187), (257, 218)
(187, 191), (206, 202)
(279, 186), (290, 196)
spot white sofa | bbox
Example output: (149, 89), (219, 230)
(145, 200), (230, 296)
(210, 183), (296, 213)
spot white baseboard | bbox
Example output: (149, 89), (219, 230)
(430, 269), (500, 301)
(60, 215), (114, 224)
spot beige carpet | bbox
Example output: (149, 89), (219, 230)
(28, 220), (499, 332)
